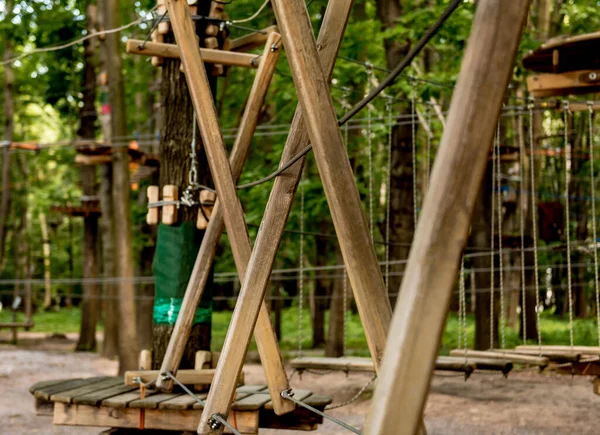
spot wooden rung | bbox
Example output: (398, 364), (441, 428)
(124, 369), (215, 386)
(125, 40), (260, 68)
(146, 186), (159, 225)
(161, 185), (178, 225)
(527, 69), (600, 97)
(230, 25), (278, 52)
(516, 345), (600, 356)
(450, 349), (549, 367)
(290, 357), (375, 372)
(508, 347), (581, 362)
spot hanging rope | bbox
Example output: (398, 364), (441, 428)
(490, 127), (497, 349)
(563, 101), (575, 349)
(496, 123), (506, 350)
(589, 102), (600, 346)
(528, 97), (543, 352)
(298, 175), (305, 357)
(343, 97), (350, 356)
(366, 65), (375, 241)
(458, 257), (468, 357)
(425, 105), (432, 188)
(385, 97), (393, 293)
(518, 111), (527, 344)
(411, 80), (419, 228)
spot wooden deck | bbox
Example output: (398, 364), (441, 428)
(30, 377), (331, 433)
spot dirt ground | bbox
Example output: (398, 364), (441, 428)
(2, 334), (600, 434)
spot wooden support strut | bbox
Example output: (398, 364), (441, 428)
(153, 17), (291, 413)
(197, 0), (394, 433)
(364, 1), (532, 434)
(125, 40), (261, 68)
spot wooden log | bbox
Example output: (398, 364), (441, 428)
(196, 2), (354, 433)
(450, 349), (549, 367)
(158, 2), (291, 415)
(269, 0), (391, 364)
(161, 185), (178, 225)
(527, 69), (600, 97)
(146, 187), (159, 225)
(516, 345), (600, 356)
(230, 25), (278, 52)
(125, 40), (261, 68)
(291, 357), (375, 372)
(364, 1), (531, 434)
(434, 356), (475, 374)
(124, 369), (228, 386)
(508, 348), (581, 363)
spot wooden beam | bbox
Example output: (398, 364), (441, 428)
(125, 39), (260, 68)
(155, 5), (291, 415)
(230, 25), (278, 52)
(364, 1), (531, 434)
(196, 2), (356, 434)
(527, 69), (600, 97)
(124, 369), (243, 387)
(515, 345), (600, 356)
(449, 349), (549, 367)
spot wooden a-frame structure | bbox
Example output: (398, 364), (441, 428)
(148, 0), (533, 434)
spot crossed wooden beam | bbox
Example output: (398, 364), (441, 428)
(131, 0), (532, 433)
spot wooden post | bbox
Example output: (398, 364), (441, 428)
(364, 1), (531, 434)
(160, 1), (292, 414)
(197, 2), (361, 434)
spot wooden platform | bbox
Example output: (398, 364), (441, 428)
(523, 32), (600, 74)
(30, 377), (331, 433)
(291, 356), (513, 376)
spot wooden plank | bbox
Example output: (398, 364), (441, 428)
(231, 393), (271, 411)
(516, 345), (600, 356)
(124, 369), (218, 386)
(47, 376), (123, 403)
(125, 40), (260, 68)
(236, 385), (267, 394)
(527, 70), (600, 97)
(364, 1), (531, 434)
(230, 26), (278, 52)
(53, 403), (258, 434)
(303, 394), (333, 407)
(159, 392), (206, 410)
(129, 393), (180, 409)
(291, 356), (375, 372)
(265, 390), (312, 410)
(73, 384), (138, 406)
(450, 349), (549, 367)
(102, 391), (143, 408)
(34, 398), (54, 416)
(508, 348), (581, 363)
(197, 2), (357, 432)
(30, 378), (77, 395)
(435, 356), (475, 373)
(158, 2), (291, 416)
(191, 392), (252, 410)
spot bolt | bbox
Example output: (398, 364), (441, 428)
(590, 72), (598, 80)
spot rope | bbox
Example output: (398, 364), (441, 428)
(1, 6), (158, 66)
(366, 66), (375, 241)
(164, 372), (242, 435)
(231, 0), (270, 23)
(563, 101), (575, 349)
(518, 111), (527, 344)
(529, 98), (543, 352)
(385, 97), (393, 293)
(426, 105), (432, 187)
(496, 123), (506, 350)
(459, 257), (468, 357)
(298, 176), (305, 357)
(490, 125), (497, 349)
(411, 81), (419, 227)
(281, 390), (362, 434)
(589, 102), (600, 346)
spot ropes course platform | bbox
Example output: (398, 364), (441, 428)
(291, 356), (513, 377)
(30, 377), (332, 434)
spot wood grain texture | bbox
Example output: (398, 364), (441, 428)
(124, 369), (219, 386)
(153, 26), (290, 414)
(126, 40), (260, 68)
(527, 69), (600, 97)
(270, 0), (392, 367)
(197, 2), (354, 433)
(450, 349), (549, 367)
(364, 1), (531, 433)
(51, 378), (124, 403)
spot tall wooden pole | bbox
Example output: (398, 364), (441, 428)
(104, 0), (139, 372)
(364, 1), (531, 433)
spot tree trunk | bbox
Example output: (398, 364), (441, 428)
(311, 220), (332, 349)
(104, 0), (138, 373)
(326, 247), (346, 357)
(152, 0), (214, 369)
(376, 0), (415, 306)
(76, 3), (100, 352)
(472, 163), (499, 350)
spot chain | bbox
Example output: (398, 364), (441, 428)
(298, 175), (305, 357)
(589, 101), (600, 346)
(385, 97), (393, 293)
(518, 111), (527, 344)
(529, 98), (543, 352)
(411, 79), (419, 228)
(426, 105), (432, 188)
(490, 124), (497, 349)
(366, 64), (374, 241)
(459, 257), (467, 356)
(181, 114), (201, 207)
(496, 123), (506, 350)
(563, 101), (574, 349)
(325, 374), (377, 411)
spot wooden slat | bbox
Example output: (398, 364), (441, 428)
(53, 403), (258, 434)
(232, 393), (271, 411)
(291, 356), (374, 372)
(303, 394), (333, 407)
(364, 1), (531, 433)
(30, 378), (78, 395)
(527, 70), (600, 97)
(230, 26), (278, 52)
(48, 377), (120, 403)
(125, 40), (260, 68)
(265, 390), (312, 410)
(236, 385), (267, 394)
(509, 348), (581, 362)
(450, 349), (549, 367)
(73, 384), (138, 406)
(435, 356), (475, 373)
(191, 392), (252, 410)
(102, 391), (143, 408)
(129, 393), (180, 409)
(124, 369), (220, 386)
(163, 0), (292, 418)
(159, 393), (206, 410)
(516, 345), (600, 356)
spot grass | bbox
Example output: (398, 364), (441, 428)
(3, 306), (599, 353)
